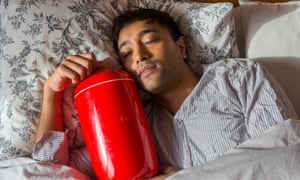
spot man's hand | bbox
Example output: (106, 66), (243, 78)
(46, 53), (121, 93)
(46, 53), (96, 93)
(144, 165), (178, 180)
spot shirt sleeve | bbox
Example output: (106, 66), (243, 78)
(32, 131), (69, 164)
(32, 130), (96, 178)
(237, 60), (298, 137)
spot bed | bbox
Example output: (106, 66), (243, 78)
(0, 0), (300, 179)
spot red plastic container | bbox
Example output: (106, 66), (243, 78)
(74, 70), (158, 180)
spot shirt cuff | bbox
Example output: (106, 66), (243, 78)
(32, 131), (69, 165)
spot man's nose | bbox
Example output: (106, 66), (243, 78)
(133, 43), (149, 64)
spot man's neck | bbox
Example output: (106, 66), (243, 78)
(154, 71), (200, 115)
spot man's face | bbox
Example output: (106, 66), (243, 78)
(117, 20), (186, 94)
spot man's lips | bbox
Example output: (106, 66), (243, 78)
(138, 65), (156, 78)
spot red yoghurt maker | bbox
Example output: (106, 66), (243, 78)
(74, 69), (158, 180)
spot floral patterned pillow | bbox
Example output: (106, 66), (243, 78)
(0, 0), (239, 160)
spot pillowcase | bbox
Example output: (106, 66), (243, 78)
(0, 0), (239, 160)
(236, 1), (300, 58)
(130, 0), (239, 75)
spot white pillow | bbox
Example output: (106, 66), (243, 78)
(0, 0), (239, 160)
(236, 2), (300, 58)
(129, 0), (240, 75)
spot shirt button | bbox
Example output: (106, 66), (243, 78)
(36, 142), (42, 148)
(46, 142), (52, 147)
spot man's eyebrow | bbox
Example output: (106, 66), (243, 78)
(118, 29), (159, 51)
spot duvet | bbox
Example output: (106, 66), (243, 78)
(168, 119), (300, 180)
(0, 119), (299, 179)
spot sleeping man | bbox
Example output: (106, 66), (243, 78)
(32, 8), (298, 179)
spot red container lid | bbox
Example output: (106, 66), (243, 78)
(74, 70), (134, 99)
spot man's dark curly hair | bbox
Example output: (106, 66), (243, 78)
(112, 8), (183, 54)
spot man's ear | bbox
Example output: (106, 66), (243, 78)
(176, 36), (187, 60)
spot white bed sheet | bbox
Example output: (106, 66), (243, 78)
(168, 119), (300, 180)
(0, 157), (90, 180)
(1, 119), (299, 180)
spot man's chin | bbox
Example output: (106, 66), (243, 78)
(141, 84), (161, 95)
(138, 74), (162, 93)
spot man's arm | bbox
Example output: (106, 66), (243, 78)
(36, 83), (64, 140)
(243, 60), (298, 137)
(36, 53), (101, 141)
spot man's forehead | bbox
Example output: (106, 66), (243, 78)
(118, 21), (160, 39)
(123, 20), (160, 30)
(119, 20), (169, 40)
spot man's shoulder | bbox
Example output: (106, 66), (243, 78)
(204, 58), (260, 75)
(208, 58), (258, 69)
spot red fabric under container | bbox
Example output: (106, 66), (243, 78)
(74, 70), (158, 180)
